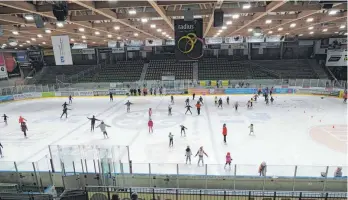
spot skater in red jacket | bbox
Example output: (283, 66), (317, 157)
(148, 118), (153, 133)
(222, 124), (227, 144)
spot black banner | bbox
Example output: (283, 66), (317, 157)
(174, 19), (203, 60)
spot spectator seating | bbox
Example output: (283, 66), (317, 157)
(145, 59), (193, 80)
(198, 59), (249, 80)
(94, 60), (144, 82)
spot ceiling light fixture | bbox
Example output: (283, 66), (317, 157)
(162, 32), (166, 35)
(232, 14), (239, 19)
(150, 24), (156, 28)
(83, 40), (86, 43)
(334, 32), (339, 34)
(12, 31), (19, 35)
(328, 10), (338, 15)
(114, 26), (120, 30)
(278, 27), (283, 31)
(24, 15), (34, 21)
(221, 26), (227, 30)
(81, 35), (86, 39)
(56, 22), (63, 27)
(268, 31), (273, 34)
(141, 18), (148, 23)
(71, 38), (75, 42)
(134, 33), (138, 36)
(157, 29), (162, 32)
(290, 23), (296, 28)
(117, 37), (121, 40)
(306, 18), (314, 22)
(248, 28), (253, 32)
(78, 28), (85, 32)
(42, 42), (46, 44)
(243, 4), (251, 9)
(299, 34), (303, 36)
(45, 29), (52, 34)
(19, 45), (23, 47)
(226, 21), (232, 25)
(218, 29), (223, 33)
(265, 20), (272, 24)
(309, 31), (314, 34)
(108, 34), (112, 38)
(340, 25), (346, 29)
(308, 26), (314, 30)
(95, 31), (100, 35)
(26, 40), (30, 43)
(37, 34), (43, 38)
(31, 38), (36, 41)
(129, 9), (136, 15)
(322, 29), (328, 32)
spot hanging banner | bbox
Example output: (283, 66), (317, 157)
(326, 49), (347, 67)
(221, 43), (247, 49)
(145, 39), (163, 46)
(0, 53), (7, 79)
(16, 52), (27, 63)
(72, 43), (87, 49)
(205, 37), (223, 44)
(224, 36), (243, 44)
(0, 53), (4, 66)
(43, 49), (54, 56)
(108, 41), (124, 48)
(165, 39), (175, 46)
(127, 47), (140, 51)
(246, 36), (264, 43)
(51, 35), (73, 65)
(265, 35), (281, 42)
(174, 18), (203, 60)
(112, 48), (125, 53)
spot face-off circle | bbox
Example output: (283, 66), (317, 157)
(112, 109), (186, 129)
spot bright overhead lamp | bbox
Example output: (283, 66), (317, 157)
(290, 23), (296, 28)
(134, 33), (138, 36)
(328, 10), (338, 15)
(278, 27), (283, 31)
(248, 28), (253, 32)
(93, 42), (96, 44)
(334, 32), (339, 34)
(42, 42), (46, 44)
(141, 18), (148, 23)
(26, 40), (30, 43)
(243, 4), (251, 9)
(114, 26), (120, 30)
(45, 29), (51, 34)
(299, 34), (303, 36)
(12, 31), (19, 35)
(169, 36), (172, 39)
(117, 36), (121, 40)
(162, 32), (166, 35)
(37, 34), (43, 38)
(232, 14), (239, 19)
(322, 29), (328, 32)
(221, 26), (227, 30)
(157, 29), (162, 32)
(285, 33), (290, 35)
(78, 28), (85, 32)
(216, 32), (220, 35)
(81, 35), (86, 39)
(268, 31), (273, 34)
(83, 40), (86, 43)
(129, 9), (136, 15)
(218, 29), (223, 33)
(71, 38), (75, 41)
(56, 22), (63, 27)
(150, 24), (156, 28)
(308, 26), (314, 30)
(265, 20), (272, 24)
(226, 21), (232, 25)
(19, 44), (23, 47)
(31, 38), (36, 41)
(24, 15), (34, 21)
(95, 31), (100, 35)
(309, 31), (314, 34)
(306, 18), (313, 22)
(108, 34), (112, 38)
(340, 25), (346, 29)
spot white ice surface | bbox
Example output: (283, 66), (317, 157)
(0, 95), (346, 177)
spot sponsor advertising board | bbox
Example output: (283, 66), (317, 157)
(188, 88), (209, 95)
(165, 89), (186, 95)
(13, 93), (42, 100)
(296, 88), (340, 96)
(0, 95), (14, 102)
(42, 92), (55, 97)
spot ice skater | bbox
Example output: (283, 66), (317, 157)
(258, 162), (267, 176)
(265, 96), (269, 105)
(62, 102), (69, 109)
(247, 100), (252, 109)
(171, 95), (174, 104)
(87, 115), (100, 132)
(168, 104), (172, 116)
(18, 116), (26, 124)
(234, 101), (239, 111)
(0, 142), (3, 157)
(185, 105), (192, 115)
(226, 96), (229, 105)
(185, 97), (190, 106)
(270, 96), (274, 104)
(214, 96), (218, 106)
(224, 152), (232, 170)
(185, 146), (192, 164)
(270, 87), (274, 96)
(168, 132), (174, 147)
(148, 118), (153, 133)
(199, 96), (204, 105)
(60, 107), (71, 119)
(248, 124), (254, 136)
(195, 101), (201, 115)
(148, 108), (152, 118)
(125, 100), (133, 112)
(96, 121), (111, 139)
(218, 98), (223, 108)
(180, 125), (187, 136)
(69, 95), (73, 104)
(253, 94), (258, 101)
(192, 93), (196, 100)
(109, 92), (113, 102)
(222, 124), (227, 144)
(195, 146), (208, 166)
(2, 114), (8, 125)
(21, 122), (28, 138)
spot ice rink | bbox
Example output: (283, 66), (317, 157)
(0, 94), (346, 177)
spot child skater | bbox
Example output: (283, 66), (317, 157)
(168, 104), (172, 116)
(69, 95), (73, 104)
(180, 125), (187, 136)
(87, 115), (100, 132)
(265, 96), (269, 105)
(199, 96), (204, 105)
(222, 124), (227, 144)
(185, 146), (192, 164)
(169, 132), (174, 147)
(2, 114), (8, 125)
(171, 95), (174, 104)
(109, 92), (113, 102)
(148, 108), (152, 118)
(125, 100), (133, 113)
(196, 101), (201, 115)
(218, 98), (223, 108)
(185, 105), (192, 115)
(21, 122), (28, 138)
(62, 102), (69, 109)
(214, 96), (218, 106)
(192, 93), (196, 100)
(248, 124), (254, 136)
(234, 101), (239, 111)
(185, 98), (190, 106)
(96, 121), (111, 139)
(226, 96), (229, 105)
(270, 96), (274, 104)
(195, 146), (208, 166)
(18, 116), (26, 124)
(148, 118), (153, 133)
(0, 142), (3, 157)
(60, 107), (71, 119)
(224, 152), (232, 170)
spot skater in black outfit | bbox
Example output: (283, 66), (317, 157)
(125, 100), (133, 112)
(62, 102), (69, 109)
(171, 96), (174, 104)
(109, 92), (113, 102)
(169, 132), (174, 147)
(218, 98), (223, 108)
(168, 105), (172, 116)
(185, 146), (192, 164)
(250, 98), (253, 107)
(265, 96), (269, 105)
(270, 96), (274, 104)
(2, 114), (8, 125)
(234, 102), (239, 111)
(226, 96), (229, 105)
(0, 142), (3, 157)
(69, 95), (73, 104)
(21, 122), (28, 138)
(180, 125), (187, 136)
(185, 98), (190, 106)
(199, 96), (204, 105)
(60, 107), (71, 118)
(192, 93), (196, 100)
(185, 105), (192, 115)
(138, 88), (141, 96)
(87, 115), (100, 132)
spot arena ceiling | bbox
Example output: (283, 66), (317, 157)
(0, 0), (347, 49)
